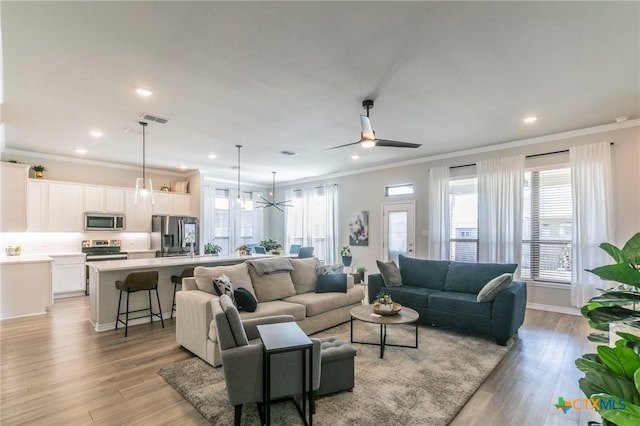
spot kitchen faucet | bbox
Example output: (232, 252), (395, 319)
(183, 235), (195, 258)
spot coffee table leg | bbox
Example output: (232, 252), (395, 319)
(350, 316), (354, 343)
(380, 324), (387, 359)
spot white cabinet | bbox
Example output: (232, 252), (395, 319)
(48, 183), (84, 231)
(152, 192), (191, 216)
(124, 189), (152, 232)
(1, 163), (29, 231)
(51, 255), (86, 297)
(27, 180), (49, 231)
(84, 186), (125, 213)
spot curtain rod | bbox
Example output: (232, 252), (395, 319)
(449, 142), (614, 169)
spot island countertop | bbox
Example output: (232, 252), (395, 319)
(86, 253), (273, 271)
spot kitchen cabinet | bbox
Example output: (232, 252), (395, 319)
(27, 180), (49, 231)
(84, 186), (125, 213)
(1, 163), (29, 231)
(48, 183), (84, 231)
(152, 192), (191, 216)
(51, 254), (86, 297)
(124, 189), (152, 232)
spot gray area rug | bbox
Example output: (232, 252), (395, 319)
(159, 321), (512, 425)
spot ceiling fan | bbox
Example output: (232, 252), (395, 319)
(324, 99), (422, 151)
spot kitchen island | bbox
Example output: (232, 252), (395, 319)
(87, 254), (272, 332)
(1, 254), (54, 319)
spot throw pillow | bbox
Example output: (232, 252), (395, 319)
(376, 260), (403, 287)
(213, 274), (234, 302)
(289, 257), (320, 294)
(194, 264), (256, 299)
(477, 273), (513, 302)
(234, 287), (258, 312)
(316, 263), (344, 276)
(315, 273), (348, 293)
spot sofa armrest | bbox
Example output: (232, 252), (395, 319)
(243, 315), (295, 341)
(368, 273), (385, 303)
(176, 290), (216, 359)
(491, 281), (527, 344)
(182, 276), (198, 291)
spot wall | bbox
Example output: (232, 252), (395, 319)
(275, 123), (639, 313)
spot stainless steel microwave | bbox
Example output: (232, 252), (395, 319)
(84, 212), (125, 231)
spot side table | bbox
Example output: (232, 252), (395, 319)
(257, 322), (314, 426)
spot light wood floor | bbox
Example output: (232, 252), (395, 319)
(1, 297), (600, 425)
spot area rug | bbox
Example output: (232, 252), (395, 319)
(158, 321), (512, 425)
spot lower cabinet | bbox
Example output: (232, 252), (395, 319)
(52, 255), (86, 298)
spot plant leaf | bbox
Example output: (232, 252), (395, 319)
(618, 332), (640, 343)
(635, 368), (640, 395)
(600, 242), (628, 263)
(589, 333), (611, 343)
(576, 356), (612, 374)
(586, 306), (640, 327)
(592, 394), (640, 426)
(579, 371), (639, 404)
(590, 291), (640, 304)
(621, 232), (640, 266)
(597, 346), (640, 380)
(589, 264), (640, 286)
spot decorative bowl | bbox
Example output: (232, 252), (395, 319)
(372, 302), (402, 316)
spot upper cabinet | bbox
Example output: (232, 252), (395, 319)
(124, 189), (152, 232)
(152, 192), (191, 216)
(84, 186), (125, 213)
(0, 163), (29, 232)
(47, 183), (84, 231)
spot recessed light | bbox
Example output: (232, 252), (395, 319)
(523, 116), (538, 124)
(89, 130), (103, 138)
(208, 154), (217, 160)
(179, 165), (187, 170)
(135, 88), (153, 97)
(351, 155), (360, 160)
(75, 148), (87, 154)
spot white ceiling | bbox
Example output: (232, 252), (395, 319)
(2, 1), (639, 185)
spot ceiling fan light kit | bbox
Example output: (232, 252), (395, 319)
(256, 171), (292, 213)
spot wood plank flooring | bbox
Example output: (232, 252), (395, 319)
(1, 297), (602, 425)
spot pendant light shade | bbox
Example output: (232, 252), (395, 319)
(235, 144), (245, 208)
(134, 121), (154, 205)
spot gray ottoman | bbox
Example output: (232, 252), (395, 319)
(317, 336), (356, 396)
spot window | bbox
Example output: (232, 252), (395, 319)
(385, 183), (414, 197)
(213, 189), (230, 254)
(449, 177), (478, 262)
(521, 168), (572, 283)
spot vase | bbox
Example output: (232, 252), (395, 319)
(35, 171), (44, 179)
(342, 255), (352, 266)
(379, 303), (393, 313)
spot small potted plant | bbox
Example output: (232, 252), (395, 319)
(204, 242), (222, 255)
(375, 290), (394, 313)
(341, 246), (352, 266)
(356, 265), (367, 283)
(31, 165), (46, 178)
(259, 238), (282, 254)
(237, 245), (251, 256)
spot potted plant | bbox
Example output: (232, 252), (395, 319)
(237, 245), (251, 256)
(204, 242), (222, 255)
(375, 290), (394, 313)
(575, 232), (640, 426)
(259, 238), (282, 254)
(341, 246), (352, 267)
(356, 265), (367, 283)
(31, 165), (46, 178)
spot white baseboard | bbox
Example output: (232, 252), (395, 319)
(527, 302), (581, 316)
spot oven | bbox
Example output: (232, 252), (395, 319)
(82, 240), (128, 295)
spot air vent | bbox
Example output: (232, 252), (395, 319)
(280, 150), (298, 156)
(140, 113), (169, 124)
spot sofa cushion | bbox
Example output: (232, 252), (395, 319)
(376, 260), (403, 287)
(234, 287), (258, 312)
(248, 264), (297, 302)
(428, 291), (493, 318)
(398, 255), (450, 290)
(316, 273), (347, 293)
(385, 286), (441, 308)
(219, 295), (249, 346)
(194, 263), (256, 299)
(289, 257), (320, 294)
(283, 287), (363, 317)
(238, 300), (306, 321)
(477, 273), (513, 302)
(444, 262), (518, 294)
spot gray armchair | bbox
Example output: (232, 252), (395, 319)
(212, 295), (321, 425)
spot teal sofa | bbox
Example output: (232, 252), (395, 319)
(368, 255), (527, 345)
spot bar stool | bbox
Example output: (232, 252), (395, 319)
(115, 271), (164, 337)
(170, 267), (194, 319)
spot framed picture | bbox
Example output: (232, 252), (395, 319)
(349, 211), (369, 246)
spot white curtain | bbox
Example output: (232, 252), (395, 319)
(570, 141), (614, 307)
(477, 155), (525, 265)
(324, 184), (339, 264)
(428, 166), (450, 260)
(202, 184), (216, 247)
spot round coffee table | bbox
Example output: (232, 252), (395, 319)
(349, 304), (420, 359)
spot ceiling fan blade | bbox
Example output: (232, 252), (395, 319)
(360, 115), (375, 140)
(375, 139), (422, 148)
(322, 141), (361, 151)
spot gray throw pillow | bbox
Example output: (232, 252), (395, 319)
(477, 273), (513, 302)
(213, 274), (234, 303)
(376, 260), (402, 287)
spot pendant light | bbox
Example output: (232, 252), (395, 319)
(256, 171), (292, 212)
(134, 121), (154, 204)
(235, 144), (245, 208)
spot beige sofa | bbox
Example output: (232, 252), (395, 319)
(176, 256), (363, 367)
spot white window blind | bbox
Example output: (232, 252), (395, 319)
(521, 168), (572, 283)
(449, 177), (478, 262)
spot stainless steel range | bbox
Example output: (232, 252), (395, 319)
(82, 240), (128, 294)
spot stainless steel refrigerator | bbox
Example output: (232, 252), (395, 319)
(151, 215), (199, 257)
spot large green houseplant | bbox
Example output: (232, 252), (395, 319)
(576, 232), (640, 426)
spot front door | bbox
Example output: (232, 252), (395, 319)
(382, 201), (416, 262)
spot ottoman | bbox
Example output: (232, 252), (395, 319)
(317, 336), (356, 396)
